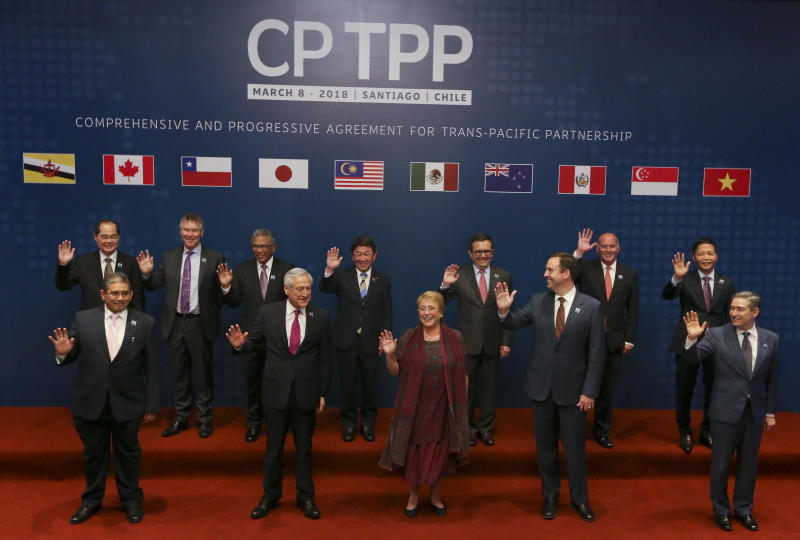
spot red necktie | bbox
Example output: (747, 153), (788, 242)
(479, 269), (488, 303)
(604, 265), (613, 300)
(289, 309), (301, 355)
(555, 298), (565, 339)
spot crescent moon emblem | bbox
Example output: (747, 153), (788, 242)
(635, 167), (646, 181)
(340, 161), (352, 175)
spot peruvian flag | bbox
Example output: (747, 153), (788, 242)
(558, 165), (606, 195)
(103, 155), (154, 185)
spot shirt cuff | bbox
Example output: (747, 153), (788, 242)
(624, 342), (634, 349)
(498, 311), (508, 321)
(684, 337), (697, 349)
(671, 276), (681, 286)
(55, 354), (67, 364)
(324, 271), (333, 278)
(221, 285), (231, 294)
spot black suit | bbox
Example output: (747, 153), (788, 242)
(144, 244), (225, 423)
(689, 324), (779, 517)
(320, 267), (392, 430)
(663, 271), (735, 436)
(241, 301), (331, 502)
(501, 289), (604, 505)
(575, 258), (638, 437)
(224, 256), (294, 428)
(59, 306), (159, 509)
(55, 250), (145, 311)
(440, 263), (512, 435)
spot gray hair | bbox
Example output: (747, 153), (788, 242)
(180, 213), (204, 230)
(284, 268), (313, 288)
(732, 291), (760, 311)
(103, 272), (131, 290)
(251, 228), (274, 242)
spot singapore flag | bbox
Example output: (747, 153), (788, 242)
(259, 158), (309, 189)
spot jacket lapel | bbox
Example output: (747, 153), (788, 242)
(113, 314), (137, 362)
(543, 291), (557, 343)
(559, 293), (583, 340)
(463, 264), (485, 305)
(752, 329), (768, 378)
(723, 325), (750, 379)
(94, 308), (113, 364)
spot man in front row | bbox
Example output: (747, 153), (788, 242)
(496, 253), (604, 522)
(49, 273), (159, 525)
(226, 268), (331, 520)
(683, 292), (779, 532)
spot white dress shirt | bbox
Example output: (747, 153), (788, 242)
(285, 302), (307, 345)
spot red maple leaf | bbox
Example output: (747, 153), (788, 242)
(118, 159), (139, 178)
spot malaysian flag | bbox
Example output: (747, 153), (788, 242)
(334, 160), (384, 190)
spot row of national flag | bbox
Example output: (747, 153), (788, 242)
(21, 153), (752, 197)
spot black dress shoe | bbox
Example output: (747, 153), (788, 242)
(469, 433), (477, 447)
(679, 434), (693, 453)
(736, 514), (758, 531)
(245, 427), (259, 443)
(571, 502), (595, 522)
(125, 505), (144, 524)
(715, 514), (732, 531)
(342, 426), (355, 442)
(199, 423), (213, 438)
(699, 431), (713, 449)
(70, 505), (100, 525)
(360, 425), (375, 442)
(541, 498), (557, 519)
(479, 431), (494, 446)
(429, 501), (447, 516)
(297, 499), (320, 519)
(251, 497), (279, 519)
(594, 434), (613, 449)
(161, 419), (188, 437)
(403, 505), (419, 518)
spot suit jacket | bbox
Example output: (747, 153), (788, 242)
(144, 245), (225, 340)
(691, 324), (779, 425)
(242, 301), (331, 411)
(60, 306), (159, 421)
(224, 257), (294, 331)
(320, 266), (392, 351)
(441, 263), (512, 356)
(575, 258), (638, 353)
(501, 290), (605, 405)
(663, 271), (735, 353)
(55, 250), (145, 312)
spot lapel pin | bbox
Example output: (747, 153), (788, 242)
(762, 344), (768, 349)
(493, 273), (499, 279)
(719, 278), (724, 284)
(130, 320), (137, 326)
(618, 274), (623, 279)
(574, 307), (581, 314)
(270, 275), (276, 280)
(201, 257), (207, 263)
(117, 262), (123, 268)
(131, 336), (135, 343)
(308, 311), (315, 318)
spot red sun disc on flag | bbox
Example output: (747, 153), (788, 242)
(275, 165), (292, 182)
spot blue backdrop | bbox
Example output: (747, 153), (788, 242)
(2, 0), (798, 413)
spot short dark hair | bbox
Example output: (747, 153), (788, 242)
(103, 272), (131, 290)
(692, 237), (717, 254)
(469, 233), (493, 250)
(732, 291), (761, 311)
(94, 219), (119, 236)
(549, 251), (578, 281)
(351, 235), (376, 253)
(180, 213), (204, 229)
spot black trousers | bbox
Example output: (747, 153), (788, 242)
(675, 352), (714, 435)
(709, 402), (763, 517)
(593, 349), (622, 437)
(73, 397), (144, 509)
(240, 345), (266, 429)
(532, 395), (589, 505)
(466, 351), (498, 434)
(336, 338), (378, 429)
(168, 315), (213, 423)
(262, 384), (317, 502)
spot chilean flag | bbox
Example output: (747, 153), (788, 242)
(181, 156), (232, 187)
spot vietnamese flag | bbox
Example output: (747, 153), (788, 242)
(703, 168), (751, 197)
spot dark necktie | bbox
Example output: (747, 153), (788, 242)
(702, 275), (712, 311)
(289, 309), (301, 354)
(103, 257), (114, 280)
(479, 269), (488, 303)
(359, 272), (368, 299)
(741, 331), (752, 376)
(179, 251), (193, 314)
(555, 297), (565, 339)
(260, 263), (268, 299)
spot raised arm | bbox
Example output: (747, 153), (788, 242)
(574, 228), (597, 258)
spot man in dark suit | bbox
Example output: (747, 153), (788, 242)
(49, 272), (159, 525)
(55, 219), (144, 311)
(226, 268), (331, 520)
(217, 228), (294, 442)
(320, 235), (392, 442)
(573, 228), (639, 449)
(439, 232), (512, 446)
(137, 213), (225, 438)
(663, 237), (735, 453)
(496, 252), (604, 522)
(683, 291), (779, 532)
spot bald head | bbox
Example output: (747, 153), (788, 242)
(596, 232), (620, 265)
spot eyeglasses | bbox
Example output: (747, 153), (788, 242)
(470, 250), (492, 256)
(105, 290), (131, 298)
(418, 306), (440, 313)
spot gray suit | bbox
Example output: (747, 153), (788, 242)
(501, 289), (604, 504)
(441, 263), (512, 434)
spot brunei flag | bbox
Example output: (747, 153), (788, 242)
(23, 153), (76, 184)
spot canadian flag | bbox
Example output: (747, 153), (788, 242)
(103, 155), (154, 185)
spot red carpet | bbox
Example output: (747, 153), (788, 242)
(1, 407), (799, 539)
